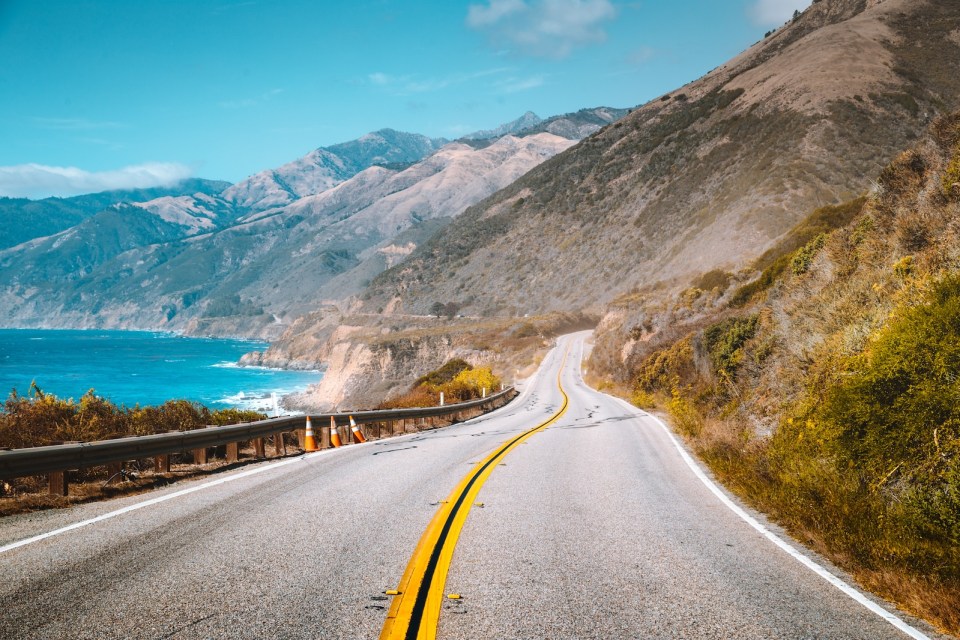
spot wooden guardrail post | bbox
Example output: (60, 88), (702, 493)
(226, 442), (239, 463)
(274, 432), (285, 456)
(193, 447), (208, 464)
(320, 425), (330, 449)
(155, 454), (171, 473)
(296, 429), (305, 449)
(253, 437), (265, 458)
(48, 471), (68, 496)
(106, 462), (123, 485)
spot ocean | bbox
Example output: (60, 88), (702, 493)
(0, 329), (320, 414)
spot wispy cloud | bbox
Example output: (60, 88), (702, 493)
(0, 162), (193, 199)
(31, 117), (128, 131)
(495, 75), (546, 93)
(626, 45), (657, 66)
(748, 0), (812, 26)
(219, 88), (283, 109)
(466, 0), (616, 58)
(74, 136), (126, 151)
(366, 68), (511, 95)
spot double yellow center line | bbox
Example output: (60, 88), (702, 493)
(380, 351), (571, 640)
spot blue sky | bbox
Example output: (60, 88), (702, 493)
(0, 0), (810, 198)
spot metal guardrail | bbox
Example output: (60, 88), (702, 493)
(0, 387), (516, 485)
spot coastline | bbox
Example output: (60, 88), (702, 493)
(0, 328), (321, 414)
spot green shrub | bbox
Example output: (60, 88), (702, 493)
(815, 274), (960, 548)
(414, 359), (472, 388)
(944, 148), (960, 199)
(703, 315), (759, 378)
(791, 234), (826, 275)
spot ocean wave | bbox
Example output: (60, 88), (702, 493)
(210, 361), (321, 373)
(213, 390), (305, 416)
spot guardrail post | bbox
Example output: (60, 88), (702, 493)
(106, 462), (123, 485)
(253, 437), (265, 459)
(296, 429), (305, 449)
(193, 447), (208, 465)
(320, 424), (330, 449)
(48, 470), (68, 496)
(274, 432), (285, 456)
(226, 442), (239, 463)
(155, 454), (171, 473)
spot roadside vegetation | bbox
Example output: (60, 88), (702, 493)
(0, 386), (266, 512)
(0, 385), (264, 450)
(597, 111), (960, 634)
(377, 359), (502, 409)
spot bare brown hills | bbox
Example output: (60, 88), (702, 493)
(362, 0), (960, 317)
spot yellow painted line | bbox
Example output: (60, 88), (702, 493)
(380, 349), (571, 640)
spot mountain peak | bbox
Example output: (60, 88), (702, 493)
(462, 112), (543, 141)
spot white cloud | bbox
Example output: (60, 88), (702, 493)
(496, 75), (546, 93)
(368, 72), (394, 86)
(0, 162), (193, 199)
(467, 0), (616, 58)
(748, 0), (812, 26)
(467, 0), (526, 26)
(367, 68), (511, 95)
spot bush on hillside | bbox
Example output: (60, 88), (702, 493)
(812, 274), (960, 547)
(415, 358), (472, 388)
(380, 359), (502, 408)
(703, 315), (759, 379)
(0, 388), (265, 449)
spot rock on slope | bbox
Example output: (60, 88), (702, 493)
(363, 0), (960, 317)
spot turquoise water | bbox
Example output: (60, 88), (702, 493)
(0, 329), (320, 414)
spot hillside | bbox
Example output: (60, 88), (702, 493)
(0, 132), (577, 337)
(363, 0), (960, 317)
(460, 107), (630, 145)
(586, 109), (960, 635)
(221, 129), (448, 212)
(0, 179), (229, 250)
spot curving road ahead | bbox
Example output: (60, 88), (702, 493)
(0, 332), (945, 639)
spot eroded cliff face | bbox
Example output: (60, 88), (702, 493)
(249, 310), (593, 411)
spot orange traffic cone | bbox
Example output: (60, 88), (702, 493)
(304, 416), (318, 452)
(330, 416), (342, 448)
(349, 415), (367, 443)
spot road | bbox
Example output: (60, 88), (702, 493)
(0, 332), (943, 639)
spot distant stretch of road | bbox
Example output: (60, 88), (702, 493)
(0, 333), (943, 639)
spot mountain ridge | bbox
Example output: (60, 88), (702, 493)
(361, 0), (960, 318)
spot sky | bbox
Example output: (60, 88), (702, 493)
(0, 0), (811, 198)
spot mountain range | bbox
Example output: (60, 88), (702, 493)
(0, 108), (620, 336)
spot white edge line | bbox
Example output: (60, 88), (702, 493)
(0, 451), (324, 555)
(604, 394), (931, 640)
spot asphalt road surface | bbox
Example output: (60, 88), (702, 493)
(0, 332), (945, 639)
